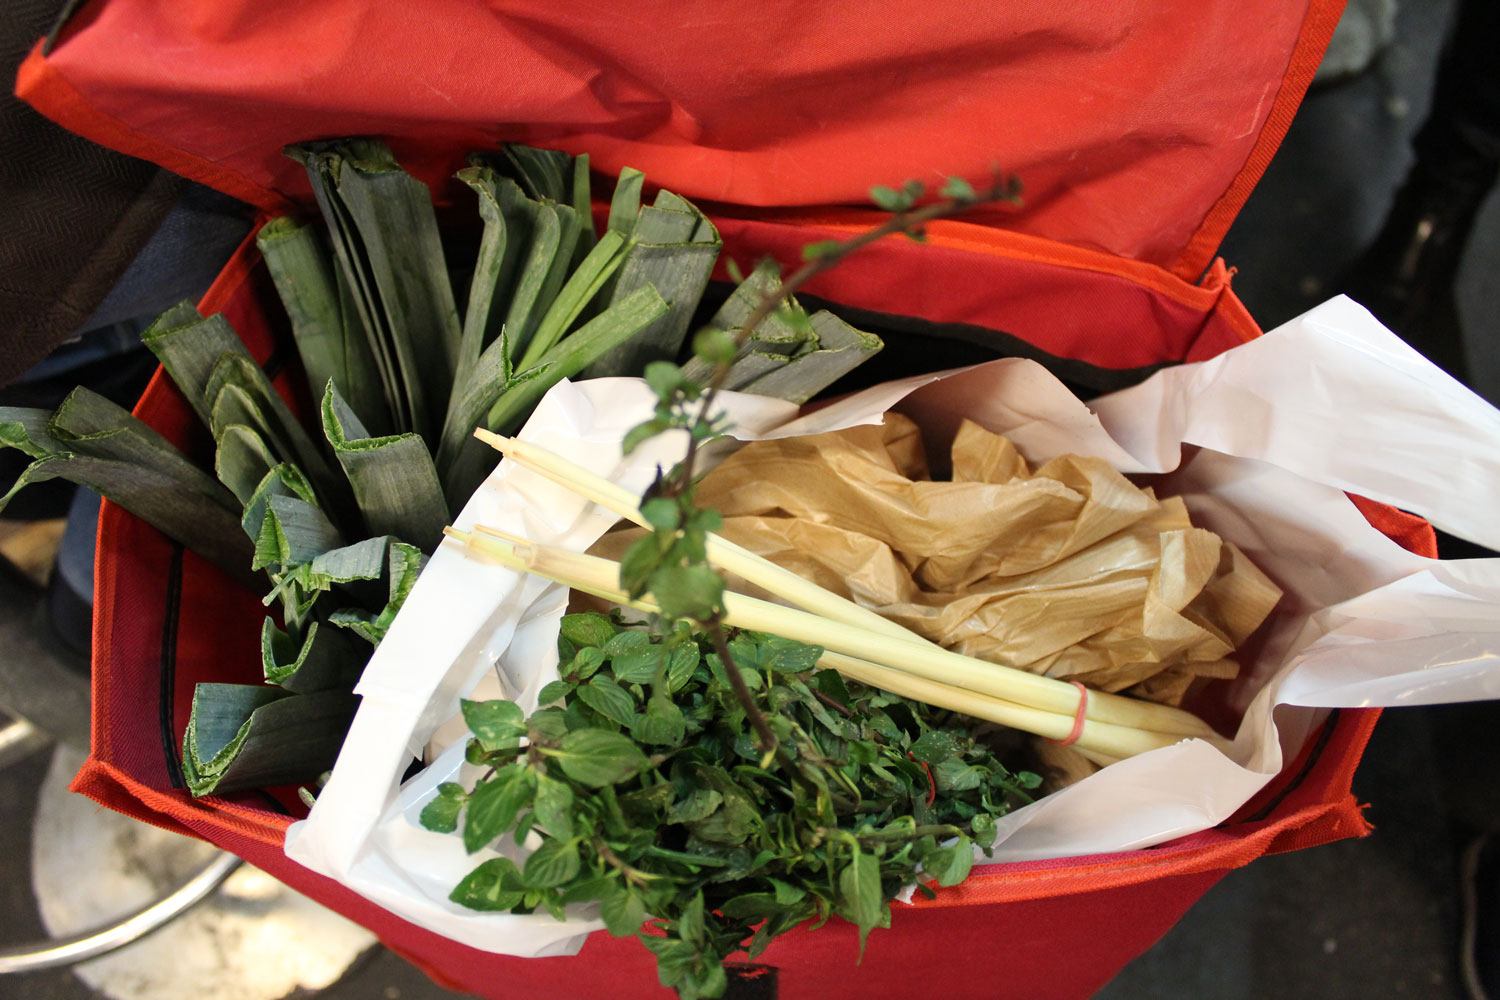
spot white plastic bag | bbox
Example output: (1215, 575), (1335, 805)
(284, 296), (1500, 956)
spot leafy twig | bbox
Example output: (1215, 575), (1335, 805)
(673, 172), (1021, 495)
(628, 172), (1021, 760)
(706, 615), (779, 757)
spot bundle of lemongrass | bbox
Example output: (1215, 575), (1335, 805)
(445, 429), (1234, 765)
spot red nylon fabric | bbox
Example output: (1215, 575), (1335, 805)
(75, 230), (1423, 998)
(19, 0), (1341, 278)
(1346, 493), (1439, 558)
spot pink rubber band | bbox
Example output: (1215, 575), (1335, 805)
(1049, 681), (1089, 747)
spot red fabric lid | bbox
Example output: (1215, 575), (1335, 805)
(17, 0), (1342, 280)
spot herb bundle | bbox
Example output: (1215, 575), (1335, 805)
(423, 171), (1270, 996)
(422, 612), (1039, 1000)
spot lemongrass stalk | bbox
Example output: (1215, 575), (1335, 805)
(818, 651), (1188, 759)
(445, 528), (1165, 759)
(473, 429), (921, 645)
(450, 527), (1219, 742)
(447, 528), (1208, 758)
(452, 527), (632, 609)
(512, 534), (1215, 739)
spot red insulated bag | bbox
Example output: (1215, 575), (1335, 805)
(17, 2), (1437, 997)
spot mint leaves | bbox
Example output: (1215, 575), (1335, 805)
(424, 613), (1038, 999)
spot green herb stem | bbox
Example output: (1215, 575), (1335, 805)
(707, 617), (779, 757)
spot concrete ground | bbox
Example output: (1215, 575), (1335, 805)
(2, 0), (1496, 997)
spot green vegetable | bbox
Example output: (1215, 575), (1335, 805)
(320, 382), (449, 549)
(483, 284), (670, 434)
(181, 683), (360, 797)
(260, 618), (367, 694)
(0, 389), (252, 582)
(582, 191), (722, 378)
(257, 215), (389, 434)
(0, 141), (894, 805)
(735, 311), (884, 404)
(291, 139), (462, 449)
(428, 616), (1036, 999)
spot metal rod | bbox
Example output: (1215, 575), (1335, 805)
(0, 852), (243, 974)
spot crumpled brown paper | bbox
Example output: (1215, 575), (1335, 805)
(602, 413), (1281, 708)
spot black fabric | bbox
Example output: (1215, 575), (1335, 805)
(1335, 0), (1499, 385)
(159, 544), (187, 790)
(0, 0), (188, 388)
(723, 964), (778, 1000)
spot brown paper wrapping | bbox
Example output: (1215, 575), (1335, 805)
(596, 413), (1282, 709)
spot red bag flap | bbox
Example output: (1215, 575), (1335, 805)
(17, 0), (1342, 280)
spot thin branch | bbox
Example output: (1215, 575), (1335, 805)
(656, 175), (1019, 767)
(676, 175), (1019, 493)
(813, 689), (855, 718)
(594, 836), (659, 887)
(741, 179), (1020, 353)
(708, 617), (778, 756)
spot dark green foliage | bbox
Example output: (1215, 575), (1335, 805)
(0, 388), (253, 582)
(426, 615), (1037, 999)
(180, 683), (360, 797)
(675, 261), (884, 402)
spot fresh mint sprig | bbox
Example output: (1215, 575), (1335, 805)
(428, 613), (1039, 999)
